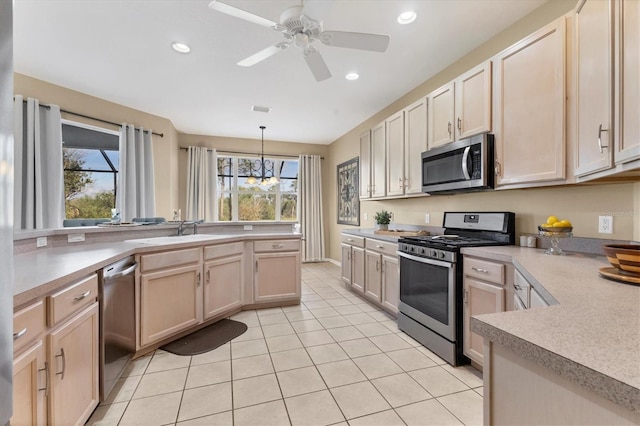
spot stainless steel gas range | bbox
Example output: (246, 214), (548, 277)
(397, 212), (515, 366)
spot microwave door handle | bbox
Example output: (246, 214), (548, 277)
(461, 146), (471, 180)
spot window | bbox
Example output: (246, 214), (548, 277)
(216, 155), (298, 222)
(62, 120), (119, 219)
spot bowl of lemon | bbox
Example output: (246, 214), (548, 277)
(538, 216), (573, 255)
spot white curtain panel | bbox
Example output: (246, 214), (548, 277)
(13, 95), (65, 230)
(186, 146), (217, 221)
(117, 125), (156, 221)
(299, 154), (325, 262)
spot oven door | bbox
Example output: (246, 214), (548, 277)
(398, 251), (456, 341)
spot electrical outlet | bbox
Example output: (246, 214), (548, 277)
(364, 213), (368, 220)
(68, 233), (85, 243)
(36, 237), (47, 248)
(599, 216), (613, 234)
(424, 213), (431, 224)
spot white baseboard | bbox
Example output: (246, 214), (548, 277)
(326, 258), (340, 267)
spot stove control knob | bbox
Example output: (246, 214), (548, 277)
(439, 251), (446, 259)
(430, 249), (437, 257)
(419, 248), (426, 255)
(409, 246), (415, 252)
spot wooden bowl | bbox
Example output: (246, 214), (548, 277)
(602, 244), (640, 274)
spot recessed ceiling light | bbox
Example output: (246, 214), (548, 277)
(251, 105), (272, 113)
(397, 11), (417, 25)
(345, 72), (359, 81)
(171, 42), (191, 53)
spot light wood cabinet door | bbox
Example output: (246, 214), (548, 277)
(48, 303), (99, 426)
(428, 82), (455, 148)
(463, 278), (505, 365)
(494, 17), (566, 186)
(359, 130), (371, 198)
(364, 251), (382, 303)
(351, 246), (366, 295)
(12, 341), (47, 426)
(575, 0), (614, 176)
(386, 111), (405, 197)
(616, 0), (640, 164)
(455, 61), (492, 139)
(341, 244), (352, 286)
(139, 264), (202, 347)
(204, 254), (243, 320)
(381, 255), (399, 314)
(404, 97), (428, 195)
(371, 121), (386, 198)
(254, 252), (301, 303)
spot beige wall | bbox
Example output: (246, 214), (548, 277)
(14, 73), (180, 219)
(325, 0), (640, 261)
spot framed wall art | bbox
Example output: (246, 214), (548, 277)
(336, 157), (360, 226)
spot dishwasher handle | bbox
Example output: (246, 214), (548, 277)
(104, 262), (138, 280)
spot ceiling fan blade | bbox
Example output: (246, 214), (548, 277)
(304, 48), (331, 82)
(238, 43), (289, 67)
(320, 31), (390, 52)
(209, 0), (278, 29)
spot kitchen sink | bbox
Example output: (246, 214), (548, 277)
(126, 234), (227, 245)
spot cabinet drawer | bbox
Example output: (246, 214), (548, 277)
(464, 257), (505, 285)
(254, 239), (300, 253)
(139, 247), (202, 272)
(365, 239), (397, 254)
(204, 241), (244, 260)
(48, 274), (98, 326)
(13, 300), (45, 353)
(340, 234), (365, 248)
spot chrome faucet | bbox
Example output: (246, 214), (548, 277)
(176, 220), (204, 236)
(176, 221), (187, 236)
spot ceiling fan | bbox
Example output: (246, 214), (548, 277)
(208, 0), (390, 82)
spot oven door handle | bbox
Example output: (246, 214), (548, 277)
(461, 146), (471, 180)
(396, 251), (454, 269)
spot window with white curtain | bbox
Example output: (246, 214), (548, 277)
(216, 155), (298, 222)
(61, 120), (120, 219)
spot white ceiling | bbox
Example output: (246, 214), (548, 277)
(14, 0), (547, 145)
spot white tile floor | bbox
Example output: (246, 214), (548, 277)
(88, 262), (484, 426)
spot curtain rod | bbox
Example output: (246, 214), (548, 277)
(23, 99), (164, 138)
(179, 146), (324, 160)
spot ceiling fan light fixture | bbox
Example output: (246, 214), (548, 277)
(171, 42), (191, 53)
(345, 72), (359, 81)
(397, 11), (417, 25)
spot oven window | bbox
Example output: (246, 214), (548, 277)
(399, 256), (450, 325)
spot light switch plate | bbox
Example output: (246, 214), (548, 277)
(424, 213), (431, 224)
(36, 237), (47, 247)
(68, 233), (85, 243)
(243, 225), (253, 231)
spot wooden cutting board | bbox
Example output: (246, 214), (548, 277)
(373, 229), (429, 237)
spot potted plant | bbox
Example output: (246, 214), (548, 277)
(374, 210), (392, 230)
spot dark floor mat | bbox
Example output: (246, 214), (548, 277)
(160, 319), (247, 356)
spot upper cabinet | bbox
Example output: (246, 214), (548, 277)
(360, 122), (386, 199)
(493, 17), (567, 187)
(575, 0), (640, 180)
(385, 97), (428, 197)
(428, 61), (492, 149)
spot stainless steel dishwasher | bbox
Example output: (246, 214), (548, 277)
(100, 256), (137, 401)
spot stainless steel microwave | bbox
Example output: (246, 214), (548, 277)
(421, 133), (494, 194)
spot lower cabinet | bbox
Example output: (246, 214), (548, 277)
(463, 256), (509, 365)
(341, 234), (400, 316)
(48, 303), (99, 426)
(204, 254), (243, 320)
(254, 248), (301, 303)
(12, 340), (47, 426)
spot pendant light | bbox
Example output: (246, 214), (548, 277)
(246, 126), (279, 186)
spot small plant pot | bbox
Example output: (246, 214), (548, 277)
(375, 224), (389, 231)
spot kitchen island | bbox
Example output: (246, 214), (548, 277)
(464, 245), (640, 424)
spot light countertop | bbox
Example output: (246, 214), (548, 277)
(13, 232), (301, 307)
(464, 245), (640, 413)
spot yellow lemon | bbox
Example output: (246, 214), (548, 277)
(559, 220), (572, 227)
(552, 222), (564, 227)
(546, 215), (559, 225)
